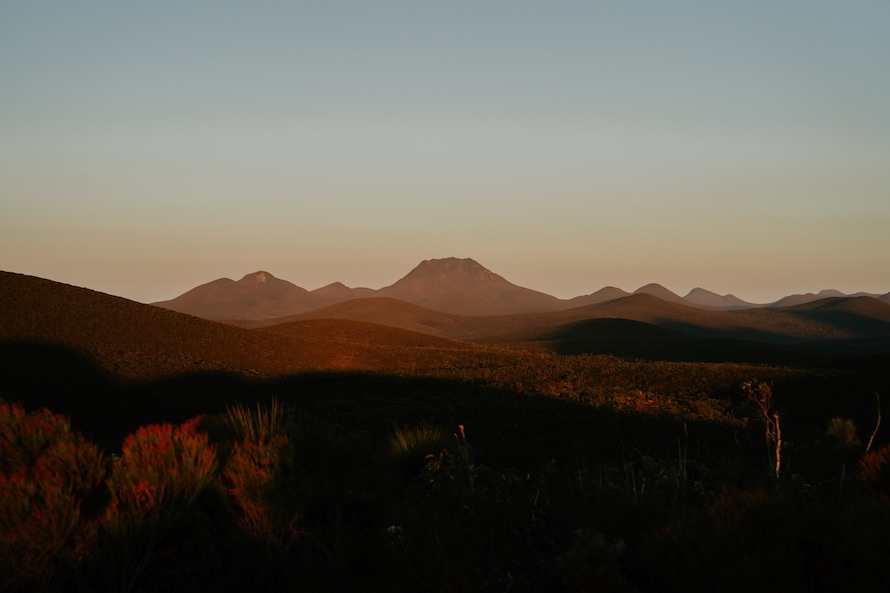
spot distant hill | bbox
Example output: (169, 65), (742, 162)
(309, 282), (375, 306)
(633, 283), (687, 304)
(684, 287), (757, 309)
(768, 289), (884, 308)
(565, 286), (631, 307)
(153, 271), (324, 319)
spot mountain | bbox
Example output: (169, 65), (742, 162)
(152, 258), (889, 320)
(565, 286), (631, 307)
(153, 271), (324, 319)
(683, 287), (756, 309)
(309, 282), (375, 306)
(633, 283), (686, 304)
(769, 292), (823, 308)
(374, 257), (564, 315)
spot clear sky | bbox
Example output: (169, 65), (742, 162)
(2, 1), (888, 304)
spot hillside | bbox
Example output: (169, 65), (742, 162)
(0, 271), (482, 379)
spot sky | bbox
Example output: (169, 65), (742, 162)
(2, 1), (889, 305)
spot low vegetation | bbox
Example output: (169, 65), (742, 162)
(3, 369), (890, 593)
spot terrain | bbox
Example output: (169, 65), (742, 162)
(3, 267), (890, 592)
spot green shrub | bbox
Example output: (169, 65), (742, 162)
(0, 400), (106, 592)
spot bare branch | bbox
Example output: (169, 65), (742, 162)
(866, 393), (881, 454)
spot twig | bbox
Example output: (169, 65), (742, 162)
(866, 393), (881, 454)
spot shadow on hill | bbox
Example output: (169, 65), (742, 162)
(0, 339), (749, 470)
(538, 318), (836, 365)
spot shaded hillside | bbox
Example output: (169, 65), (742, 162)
(240, 297), (472, 337)
(0, 271), (323, 378)
(246, 290), (890, 355)
(153, 271), (324, 319)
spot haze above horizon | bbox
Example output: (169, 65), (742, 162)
(2, 1), (888, 304)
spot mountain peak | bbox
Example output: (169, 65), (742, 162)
(684, 287), (755, 309)
(239, 271), (275, 285)
(633, 283), (685, 304)
(378, 257), (561, 315)
(409, 257), (495, 279)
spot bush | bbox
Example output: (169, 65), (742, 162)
(826, 417), (860, 448)
(86, 417), (218, 593)
(389, 423), (449, 476)
(223, 435), (303, 551)
(107, 417), (217, 514)
(225, 397), (297, 444)
(0, 400), (106, 592)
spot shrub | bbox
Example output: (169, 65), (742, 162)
(87, 418), (217, 593)
(826, 417), (860, 448)
(0, 400), (106, 591)
(858, 443), (890, 495)
(558, 529), (639, 593)
(225, 397), (297, 444)
(389, 423), (449, 476)
(223, 435), (303, 550)
(107, 417), (217, 514)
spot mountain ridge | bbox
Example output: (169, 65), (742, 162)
(147, 257), (889, 320)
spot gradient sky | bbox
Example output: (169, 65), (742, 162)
(2, 1), (888, 304)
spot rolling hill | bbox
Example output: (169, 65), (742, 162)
(251, 291), (890, 354)
(0, 271), (482, 380)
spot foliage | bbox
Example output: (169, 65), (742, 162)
(826, 417), (860, 448)
(5, 349), (889, 592)
(86, 418), (218, 593)
(107, 418), (217, 514)
(858, 443), (890, 496)
(223, 435), (303, 550)
(224, 396), (297, 444)
(389, 423), (449, 476)
(0, 399), (106, 592)
(558, 529), (639, 593)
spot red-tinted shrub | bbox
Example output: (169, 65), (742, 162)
(0, 400), (106, 591)
(107, 417), (217, 514)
